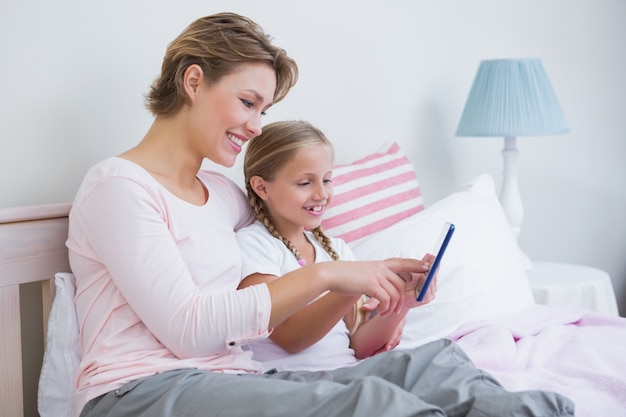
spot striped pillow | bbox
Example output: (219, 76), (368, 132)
(322, 142), (424, 245)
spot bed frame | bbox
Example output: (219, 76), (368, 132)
(0, 203), (72, 417)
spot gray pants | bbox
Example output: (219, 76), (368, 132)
(80, 339), (574, 417)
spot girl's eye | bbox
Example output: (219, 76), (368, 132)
(261, 111), (267, 117)
(298, 181), (310, 187)
(323, 179), (332, 185)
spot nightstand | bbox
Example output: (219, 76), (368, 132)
(527, 261), (619, 316)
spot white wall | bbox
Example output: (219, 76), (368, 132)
(2, 0), (625, 313)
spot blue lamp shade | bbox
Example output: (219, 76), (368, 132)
(456, 58), (569, 137)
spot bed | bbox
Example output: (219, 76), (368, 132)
(2, 143), (626, 417)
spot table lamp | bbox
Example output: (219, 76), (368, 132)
(455, 58), (569, 238)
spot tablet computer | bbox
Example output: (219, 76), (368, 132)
(416, 222), (455, 301)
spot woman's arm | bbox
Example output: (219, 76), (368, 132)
(239, 273), (359, 353)
(265, 258), (427, 328)
(71, 174), (274, 359)
(235, 225), (428, 353)
(240, 256), (431, 354)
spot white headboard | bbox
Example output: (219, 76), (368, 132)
(0, 203), (71, 417)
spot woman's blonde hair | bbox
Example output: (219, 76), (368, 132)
(244, 120), (368, 334)
(146, 12), (298, 117)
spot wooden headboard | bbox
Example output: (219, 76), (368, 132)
(0, 203), (72, 417)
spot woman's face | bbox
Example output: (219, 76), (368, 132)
(189, 62), (276, 167)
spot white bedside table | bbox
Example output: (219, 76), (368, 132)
(527, 261), (619, 316)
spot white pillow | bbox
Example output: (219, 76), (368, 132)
(351, 174), (535, 349)
(38, 272), (80, 417)
(322, 142), (424, 246)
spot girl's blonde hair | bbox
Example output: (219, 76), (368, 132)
(244, 120), (338, 264)
(146, 12), (298, 117)
(244, 120), (368, 334)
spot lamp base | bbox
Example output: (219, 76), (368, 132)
(500, 136), (524, 239)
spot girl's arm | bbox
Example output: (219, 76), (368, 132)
(236, 227), (428, 352)
(347, 254), (437, 359)
(239, 272), (359, 353)
(239, 257), (429, 353)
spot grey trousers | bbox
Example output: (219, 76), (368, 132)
(80, 339), (574, 417)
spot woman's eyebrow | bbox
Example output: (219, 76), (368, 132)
(242, 88), (274, 111)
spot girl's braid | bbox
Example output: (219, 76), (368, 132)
(311, 226), (339, 261)
(246, 183), (305, 264)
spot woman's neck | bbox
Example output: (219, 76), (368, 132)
(122, 118), (201, 184)
(119, 117), (207, 205)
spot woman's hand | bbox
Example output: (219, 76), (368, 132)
(319, 261), (403, 317)
(345, 256), (433, 358)
(321, 257), (428, 317)
(352, 255), (436, 315)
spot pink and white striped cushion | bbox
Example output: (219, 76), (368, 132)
(322, 142), (424, 245)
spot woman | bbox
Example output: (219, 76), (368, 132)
(67, 12), (574, 417)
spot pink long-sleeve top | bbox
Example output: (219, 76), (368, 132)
(66, 157), (270, 415)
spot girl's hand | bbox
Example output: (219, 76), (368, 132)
(403, 253), (438, 309)
(361, 296), (380, 313)
(372, 317), (406, 355)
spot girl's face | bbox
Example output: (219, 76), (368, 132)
(189, 62), (276, 167)
(260, 144), (334, 239)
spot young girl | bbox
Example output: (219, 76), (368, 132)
(236, 120), (436, 370)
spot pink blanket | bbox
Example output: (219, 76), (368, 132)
(448, 305), (626, 417)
